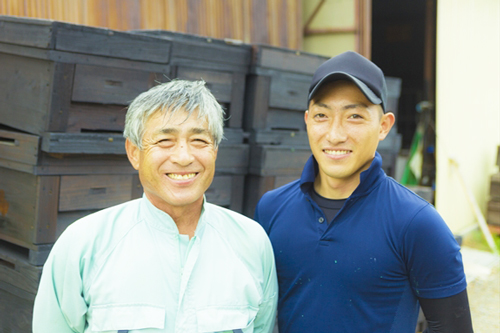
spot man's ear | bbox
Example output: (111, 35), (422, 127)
(304, 110), (309, 123)
(125, 138), (140, 170)
(378, 112), (396, 141)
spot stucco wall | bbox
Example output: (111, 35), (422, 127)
(435, 0), (500, 233)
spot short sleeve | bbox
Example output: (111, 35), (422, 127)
(403, 204), (467, 299)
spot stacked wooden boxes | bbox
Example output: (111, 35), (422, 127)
(381, 77), (403, 178)
(487, 146), (500, 231)
(0, 16), (164, 328)
(242, 45), (328, 217)
(0, 16), (251, 329)
(129, 29), (253, 213)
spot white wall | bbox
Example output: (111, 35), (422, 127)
(435, 0), (500, 233)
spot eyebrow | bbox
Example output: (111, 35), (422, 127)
(158, 127), (210, 135)
(313, 102), (369, 111)
(343, 103), (369, 110)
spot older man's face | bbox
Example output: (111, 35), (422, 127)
(127, 109), (217, 213)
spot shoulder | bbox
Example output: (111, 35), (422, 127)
(377, 179), (456, 246)
(378, 178), (436, 217)
(65, 198), (141, 233)
(257, 179), (302, 214)
(260, 179), (301, 202)
(203, 203), (274, 257)
(52, 199), (142, 256)
(204, 203), (269, 240)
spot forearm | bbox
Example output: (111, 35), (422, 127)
(253, 297), (278, 333)
(419, 289), (473, 333)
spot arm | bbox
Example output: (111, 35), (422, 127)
(252, 236), (279, 333)
(402, 205), (471, 331)
(32, 226), (89, 332)
(419, 289), (474, 333)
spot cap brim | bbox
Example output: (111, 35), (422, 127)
(308, 72), (382, 106)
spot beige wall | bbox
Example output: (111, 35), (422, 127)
(302, 0), (357, 57)
(435, 0), (500, 233)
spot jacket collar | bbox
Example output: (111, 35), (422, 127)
(141, 194), (207, 235)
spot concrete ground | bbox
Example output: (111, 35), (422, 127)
(461, 246), (500, 332)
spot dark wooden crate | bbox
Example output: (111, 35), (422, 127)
(244, 44), (329, 132)
(407, 186), (435, 204)
(487, 200), (500, 226)
(490, 173), (500, 200)
(0, 240), (42, 295)
(377, 131), (402, 178)
(0, 165), (245, 260)
(0, 127), (137, 175)
(249, 144), (311, 177)
(0, 127), (249, 255)
(243, 174), (301, 218)
(0, 16), (173, 136)
(249, 129), (309, 146)
(247, 130), (399, 177)
(0, 282), (34, 333)
(121, 29), (252, 129)
(207, 175), (245, 214)
(496, 146), (500, 168)
(0, 127), (249, 175)
(0, 238), (40, 332)
(0, 166), (143, 250)
(0, 16), (170, 62)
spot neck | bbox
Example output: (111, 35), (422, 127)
(314, 158), (373, 199)
(146, 194), (203, 239)
(169, 206), (201, 239)
(314, 174), (359, 199)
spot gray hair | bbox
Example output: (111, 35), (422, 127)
(123, 79), (225, 149)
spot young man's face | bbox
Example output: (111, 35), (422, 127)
(305, 80), (394, 196)
(126, 109), (218, 213)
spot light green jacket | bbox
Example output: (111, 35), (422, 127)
(33, 196), (278, 333)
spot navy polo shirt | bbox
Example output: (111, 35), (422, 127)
(255, 153), (466, 333)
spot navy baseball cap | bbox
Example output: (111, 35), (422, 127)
(308, 51), (388, 112)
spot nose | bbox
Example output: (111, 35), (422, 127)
(170, 143), (195, 166)
(325, 118), (348, 144)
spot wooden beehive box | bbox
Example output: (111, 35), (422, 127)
(244, 44), (329, 132)
(0, 126), (249, 260)
(487, 172), (500, 227)
(0, 165), (143, 260)
(0, 283), (34, 333)
(0, 16), (251, 136)
(0, 239), (38, 333)
(0, 15), (172, 136)
(377, 130), (402, 178)
(243, 143), (310, 217)
(125, 29), (252, 128)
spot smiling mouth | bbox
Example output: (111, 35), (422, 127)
(167, 173), (197, 180)
(324, 150), (351, 155)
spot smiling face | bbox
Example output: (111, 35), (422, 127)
(305, 80), (394, 198)
(126, 109), (217, 214)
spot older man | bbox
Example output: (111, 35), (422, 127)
(255, 51), (473, 333)
(33, 80), (278, 333)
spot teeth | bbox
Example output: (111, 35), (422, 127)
(325, 150), (349, 155)
(167, 173), (196, 180)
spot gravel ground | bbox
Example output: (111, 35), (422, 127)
(461, 247), (500, 333)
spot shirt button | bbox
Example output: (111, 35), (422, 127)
(318, 217), (325, 223)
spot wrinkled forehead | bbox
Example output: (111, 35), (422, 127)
(147, 107), (208, 126)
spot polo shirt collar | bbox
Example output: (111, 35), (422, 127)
(299, 152), (385, 198)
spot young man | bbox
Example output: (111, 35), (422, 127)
(255, 51), (473, 333)
(33, 80), (278, 333)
